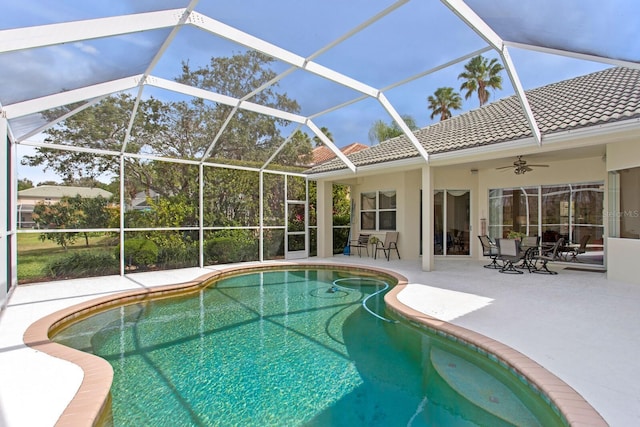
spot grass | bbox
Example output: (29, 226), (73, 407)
(17, 232), (116, 283)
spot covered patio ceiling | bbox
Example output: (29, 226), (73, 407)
(1, 0), (639, 175)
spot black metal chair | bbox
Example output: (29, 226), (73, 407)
(496, 238), (523, 274)
(566, 234), (591, 262)
(532, 238), (564, 274)
(516, 235), (540, 272)
(349, 234), (370, 257)
(478, 235), (500, 269)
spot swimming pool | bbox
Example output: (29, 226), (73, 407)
(51, 266), (567, 426)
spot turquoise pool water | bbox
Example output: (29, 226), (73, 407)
(53, 268), (565, 426)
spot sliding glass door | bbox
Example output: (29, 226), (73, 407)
(434, 190), (470, 256)
(489, 181), (604, 265)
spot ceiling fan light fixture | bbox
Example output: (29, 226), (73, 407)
(497, 156), (549, 175)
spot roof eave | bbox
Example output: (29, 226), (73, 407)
(307, 116), (640, 180)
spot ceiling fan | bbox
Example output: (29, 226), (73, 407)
(496, 156), (549, 175)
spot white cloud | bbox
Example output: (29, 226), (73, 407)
(73, 42), (99, 56)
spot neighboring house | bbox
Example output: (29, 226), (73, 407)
(307, 67), (640, 285)
(308, 142), (368, 167)
(17, 185), (113, 228)
(128, 189), (160, 211)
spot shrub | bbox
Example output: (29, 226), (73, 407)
(117, 239), (159, 268)
(157, 244), (199, 269)
(45, 252), (119, 279)
(204, 232), (259, 264)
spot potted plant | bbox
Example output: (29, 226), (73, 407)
(507, 230), (526, 241)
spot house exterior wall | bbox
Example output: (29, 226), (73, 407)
(606, 140), (640, 284)
(317, 134), (640, 285)
(345, 155), (608, 264)
(349, 170), (422, 261)
(473, 156), (606, 260)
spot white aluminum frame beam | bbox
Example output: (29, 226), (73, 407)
(0, 9), (185, 54)
(4, 76), (142, 119)
(377, 93), (430, 162)
(15, 96), (106, 143)
(148, 77), (307, 124)
(440, 0), (541, 145)
(203, 1), (409, 170)
(504, 41), (640, 70)
(306, 120), (356, 172)
(261, 125), (303, 170)
(500, 46), (542, 145)
(189, 12), (379, 98)
(122, 1), (201, 153)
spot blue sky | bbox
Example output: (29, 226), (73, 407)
(2, 0), (636, 183)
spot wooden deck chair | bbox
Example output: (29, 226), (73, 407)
(375, 232), (400, 261)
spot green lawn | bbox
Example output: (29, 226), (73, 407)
(17, 233), (116, 283)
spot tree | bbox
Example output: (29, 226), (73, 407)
(312, 126), (333, 147)
(17, 178), (33, 191)
(272, 129), (313, 167)
(32, 195), (112, 249)
(176, 51), (305, 165)
(427, 87), (462, 121)
(368, 115), (418, 145)
(78, 196), (112, 246)
(22, 94), (167, 185)
(458, 55), (504, 107)
(23, 52), (311, 207)
(32, 198), (83, 249)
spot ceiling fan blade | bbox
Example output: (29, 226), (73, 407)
(496, 166), (514, 170)
(528, 164), (549, 167)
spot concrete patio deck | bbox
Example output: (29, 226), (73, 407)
(1, 257), (638, 426)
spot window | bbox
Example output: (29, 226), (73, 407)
(489, 181), (604, 264)
(609, 167), (640, 239)
(360, 190), (396, 231)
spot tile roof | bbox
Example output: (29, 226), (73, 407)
(306, 67), (640, 174)
(18, 185), (113, 199)
(309, 142), (369, 166)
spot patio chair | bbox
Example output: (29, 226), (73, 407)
(478, 235), (500, 269)
(517, 235), (540, 272)
(496, 238), (523, 274)
(532, 238), (564, 274)
(374, 232), (400, 261)
(349, 234), (370, 257)
(567, 234), (591, 262)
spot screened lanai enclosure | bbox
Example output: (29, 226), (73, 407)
(2, 1), (640, 297)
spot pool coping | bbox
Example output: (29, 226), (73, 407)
(23, 262), (607, 427)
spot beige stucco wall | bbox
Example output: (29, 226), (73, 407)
(349, 155), (608, 262)
(320, 133), (640, 286)
(350, 169), (422, 260)
(606, 140), (640, 284)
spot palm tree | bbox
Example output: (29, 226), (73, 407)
(458, 55), (504, 107)
(427, 87), (462, 121)
(368, 115), (418, 145)
(312, 126), (333, 147)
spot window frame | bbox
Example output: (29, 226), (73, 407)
(360, 190), (397, 231)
